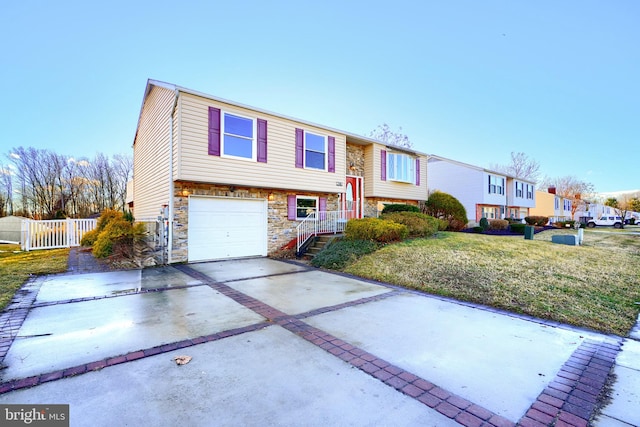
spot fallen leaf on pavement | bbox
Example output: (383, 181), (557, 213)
(173, 355), (192, 365)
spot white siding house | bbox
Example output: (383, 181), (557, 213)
(427, 155), (535, 224)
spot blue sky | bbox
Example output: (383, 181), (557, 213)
(1, 1), (638, 193)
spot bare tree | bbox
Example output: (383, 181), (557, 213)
(490, 152), (540, 183)
(605, 196), (637, 228)
(369, 123), (413, 149)
(111, 154), (133, 212)
(0, 163), (13, 216)
(540, 175), (595, 218)
(8, 147), (67, 219)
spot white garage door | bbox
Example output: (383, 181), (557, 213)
(188, 197), (267, 262)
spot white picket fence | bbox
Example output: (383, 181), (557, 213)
(21, 218), (97, 251)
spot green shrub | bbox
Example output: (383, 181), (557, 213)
(87, 209), (147, 258)
(381, 204), (420, 214)
(479, 217), (489, 231)
(489, 219), (509, 230)
(80, 229), (99, 247)
(345, 218), (409, 243)
(472, 226), (484, 233)
(423, 191), (468, 231)
(436, 219), (449, 231)
(525, 216), (548, 226)
(380, 211), (439, 238)
(509, 223), (526, 234)
(310, 239), (380, 269)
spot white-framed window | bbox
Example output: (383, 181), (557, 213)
(305, 132), (326, 170)
(296, 196), (318, 219)
(564, 199), (572, 211)
(526, 184), (534, 199)
(387, 152), (415, 183)
(481, 206), (499, 219)
(488, 175), (504, 195)
(516, 182), (523, 198)
(222, 112), (256, 160)
(555, 197), (560, 210)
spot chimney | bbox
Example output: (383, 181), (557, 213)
(548, 186), (556, 194)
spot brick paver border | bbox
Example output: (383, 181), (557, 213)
(0, 262), (625, 427)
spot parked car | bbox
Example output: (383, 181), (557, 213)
(587, 216), (623, 228)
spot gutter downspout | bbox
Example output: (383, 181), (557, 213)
(167, 89), (179, 264)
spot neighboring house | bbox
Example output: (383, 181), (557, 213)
(0, 215), (27, 244)
(131, 79), (428, 263)
(529, 187), (572, 223)
(426, 155), (535, 224)
(574, 201), (637, 223)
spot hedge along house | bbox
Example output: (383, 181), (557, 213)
(131, 80), (428, 264)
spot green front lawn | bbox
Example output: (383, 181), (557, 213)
(338, 229), (640, 336)
(0, 244), (69, 310)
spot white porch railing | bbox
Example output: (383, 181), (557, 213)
(296, 210), (355, 254)
(21, 218), (98, 251)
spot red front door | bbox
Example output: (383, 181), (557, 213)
(345, 176), (362, 219)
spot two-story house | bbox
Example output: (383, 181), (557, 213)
(426, 155), (536, 224)
(131, 80), (428, 263)
(529, 187), (572, 223)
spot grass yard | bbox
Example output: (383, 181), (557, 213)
(0, 244), (69, 311)
(342, 229), (640, 336)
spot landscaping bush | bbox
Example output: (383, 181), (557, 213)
(488, 219), (509, 230)
(509, 223), (526, 234)
(479, 217), (489, 231)
(524, 216), (548, 226)
(436, 219), (449, 231)
(381, 204), (420, 214)
(423, 191), (468, 231)
(472, 226), (484, 233)
(83, 209), (145, 258)
(380, 211), (440, 238)
(345, 218), (408, 243)
(80, 229), (99, 247)
(310, 239), (380, 269)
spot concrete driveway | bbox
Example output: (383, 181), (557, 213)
(0, 258), (634, 426)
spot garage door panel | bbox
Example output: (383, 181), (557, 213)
(188, 197), (267, 262)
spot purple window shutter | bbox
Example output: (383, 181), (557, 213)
(319, 197), (327, 220)
(295, 128), (304, 168)
(287, 195), (297, 220)
(415, 158), (420, 185)
(380, 150), (387, 181)
(208, 107), (221, 156)
(257, 118), (267, 163)
(327, 136), (335, 173)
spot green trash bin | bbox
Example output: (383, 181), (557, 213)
(524, 225), (534, 240)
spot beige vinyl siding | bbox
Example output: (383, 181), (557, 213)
(176, 93), (346, 193)
(364, 144), (427, 201)
(133, 85), (175, 219)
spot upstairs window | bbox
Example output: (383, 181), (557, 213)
(304, 132), (326, 170)
(526, 184), (534, 199)
(488, 175), (504, 195)
(387, 152), (415, 183)
(516, 182), (523, 198)
(222, 113), (256, 160)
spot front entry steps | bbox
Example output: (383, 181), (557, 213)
(304, 234), (342, 258)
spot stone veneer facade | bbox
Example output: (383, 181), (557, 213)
(166, 182), (340, 264)
(346, 144), (365, 177)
